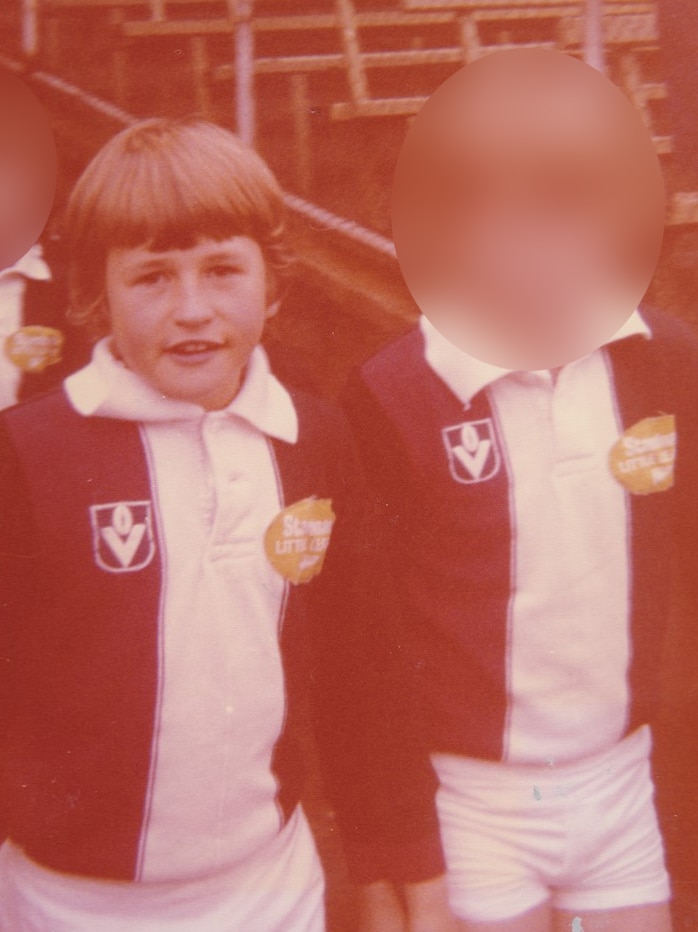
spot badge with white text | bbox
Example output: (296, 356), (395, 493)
(90, 501), (156, 573)
(442, 418), (500, 484)
(5, 326), (64, 373)
(609, 414), (676, 495)
(264, 497), (335, 585)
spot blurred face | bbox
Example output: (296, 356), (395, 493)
(0, 73), (56, 270)
(392, 50), (665, 369)
(105, 236), (275, 410)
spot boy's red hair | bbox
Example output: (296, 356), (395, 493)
(65, 118), (291, 334)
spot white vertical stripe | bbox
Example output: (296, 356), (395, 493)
(490, 354), (630, 766)
(135, 427), (169, 881)
(267, 437), (291, 829)
(0, 277), (25, 410)
(487, 394), (518, 761)
(602, 346), (634, 738)
(136, 415), (288, 882)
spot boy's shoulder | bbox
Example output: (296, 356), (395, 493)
(639, 305), (698, 354)
(272, 385), (360, 487)
(611, 306), (698, 397)
(285, 385), (352, 444)
(359, 326), (425, 388)
(342, 327), (456, 448)
(270, 386), (365, 514)
(348, 328), (434, 417)
(2, 383), (352, 450)
(2, 385), (77, 433)
(358, 308), (698, 385)
(0, 388), (145, 481)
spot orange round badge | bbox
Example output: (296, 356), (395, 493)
(264, 497), (336, 585)
(5, 325), (64, 373)
(609, 415), (676, 495)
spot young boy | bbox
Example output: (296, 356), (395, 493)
(345, 308), (698, 931)
(0, 118), (449, 931)
(344, 56), (698, 932)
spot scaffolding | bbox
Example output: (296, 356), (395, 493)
(16, 0), (695, 225)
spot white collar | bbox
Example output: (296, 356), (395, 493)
(0, 244), (52, 282)
(420, 309), (652, 406)
(65, 339), (298, 444)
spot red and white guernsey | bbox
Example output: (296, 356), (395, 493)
(344, 307), (698, 767)
(0, 339), (447, 927)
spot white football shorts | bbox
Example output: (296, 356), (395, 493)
(432, 725), (670, 922)
(0, 805), (324, 932)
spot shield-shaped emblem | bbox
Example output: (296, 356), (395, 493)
(442, 418), (500, 484)
(90, 501), (156, 573)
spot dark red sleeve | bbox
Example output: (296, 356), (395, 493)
(309, 392), (445, 884)
(637, 310), (698, 912)
(0, 420), (39, 841)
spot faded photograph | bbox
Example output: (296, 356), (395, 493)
(0, 2), (696, 931)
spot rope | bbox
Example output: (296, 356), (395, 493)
(283, 193), (397, 259)
(4, 60), (397, 258)
(32, 70), (140, 126)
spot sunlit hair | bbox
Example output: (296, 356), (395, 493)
(64, 117), (293, 336)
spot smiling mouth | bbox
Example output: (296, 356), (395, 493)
(166, 340), (226, 357)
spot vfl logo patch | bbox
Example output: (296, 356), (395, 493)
(443, 418), (500, 484)
(90, 501), (156, 573)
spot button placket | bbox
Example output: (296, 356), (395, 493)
(202, 413), (257, 560)
(550, 360), (606, 470)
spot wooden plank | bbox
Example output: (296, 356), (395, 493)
(109, 7), (129, 104)
(44, 0), (457, 23)
(122, 18), (234, 37)
(44, 0), (208, 7)
(459, 12), (479, 62)
(215, 46), (466, 79)
(336, 0), (369, 104)
(46, 0), (153, 7)
(403, 0), (653, 9)
(475, 2), (653, 16)
(330, 96), (427, 119)
(362, 47), (464, 66)
(120, 10), (462, 38)
(670, 192), (698, 227)
(584, 0), (604, 69)
(403, 0), (582, 8)
(472, 5), (578, 18)
(21, 0), (39, 57)
(468, 39), (558, 54)
(233, 0), (255, 145)
(253, 54), (344, 75)
(604, 11), (656, 42)
(191, 34), (212, 117)
(290, 72), (312, 195)
(331, 96), (674, 141)
(559, 10), (657, 45)
(252, 11), (461, 29)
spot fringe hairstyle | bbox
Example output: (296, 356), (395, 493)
(64, 118), (293, 336)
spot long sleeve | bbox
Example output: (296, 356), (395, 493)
(308, 406), (445, 884)
(0, 421), (38, 839)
